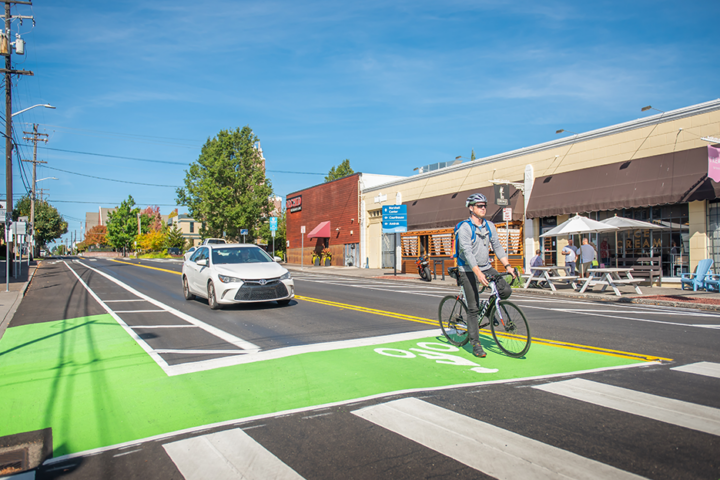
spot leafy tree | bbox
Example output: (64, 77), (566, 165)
(325, 159), (354, 182)
(164, 224), (185, 249)
(176, 126), (274, 240)
(137, 230), (165, 252)
(259, 209), (286, 257)
(84, 225), (108, 247)
(12, 195), (68, 255)
(140, 205), (163, 232)
(106, 196), (143, 253)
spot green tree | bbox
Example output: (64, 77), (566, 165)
(164, 224), (185, 249)
(325, 159), (354, 182)
(13, 195), (68, 255)
(106, 196), (143, 254)
(259, 209), (286, 258)
(176, 126), (274, 240)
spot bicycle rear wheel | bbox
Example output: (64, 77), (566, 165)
(438, 295), (469, 346)
(489, 300), (531, 357)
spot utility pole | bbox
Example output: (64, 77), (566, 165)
(22, 123), (47, 258)
(2, 0), (34, 270)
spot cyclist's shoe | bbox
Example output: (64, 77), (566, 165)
(472, 341), (487, 358)
(493, 318), (499, 327)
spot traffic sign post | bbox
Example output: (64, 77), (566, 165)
(382, 205), (408, 276)
(269, 218), (278, 258)
(241, 228), (248, 244)
(301, 226), (306, 269)
(503, 208), (512, 257)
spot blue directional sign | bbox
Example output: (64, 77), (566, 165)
(382, 205), (407, 233)
(269, 217), (278, 231)
(240, 229), (249, 235)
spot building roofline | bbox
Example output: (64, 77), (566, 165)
(364, 98), (720, 193)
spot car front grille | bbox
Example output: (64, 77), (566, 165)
(234, 278), (289, 301)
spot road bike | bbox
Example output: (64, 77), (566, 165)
(438, 267), (531, 358)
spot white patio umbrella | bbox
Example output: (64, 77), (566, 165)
(600, 215), (667, 267)
(539, 215), (618, 237)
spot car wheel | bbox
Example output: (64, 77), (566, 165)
(208, 281), (221, 310)
(183, 276), (195, 301)
(277, 299), (291, 306)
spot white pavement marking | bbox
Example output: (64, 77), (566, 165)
(73, 260), (259, 352)
(155, 349), (246, 355)
(114, 310), (167, 313)
(163, 428), (304, 480)
(103, 299), (148, 303)
(352, 397), (645, 479)
(671, 361), (720, 379)
(534, 378), (720, 436)
(131, 325), (199, 329)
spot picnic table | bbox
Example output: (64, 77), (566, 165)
(577, 267), (642, 296)
(522, 266), (579, 292)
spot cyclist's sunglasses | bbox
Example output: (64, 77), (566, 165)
(473, 203), (487, 208)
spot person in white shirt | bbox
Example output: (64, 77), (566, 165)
(561, 241), (577, 276)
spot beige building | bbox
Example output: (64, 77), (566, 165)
(171, 214), (202, 248)
(361, 99), (720, 280)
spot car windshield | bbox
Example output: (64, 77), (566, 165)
(211, 247), (273, 265)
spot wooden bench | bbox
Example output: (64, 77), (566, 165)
(631, 257), (662, 286)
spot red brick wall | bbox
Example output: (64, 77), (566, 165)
(286, 174), (359, 265)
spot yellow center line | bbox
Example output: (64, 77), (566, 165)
(110, 258), (182, 275)
(295, 295), (671, 362)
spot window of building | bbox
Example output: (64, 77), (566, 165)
(190, 222), (194, 233)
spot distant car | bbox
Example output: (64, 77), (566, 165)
(202, 238), (226, 245)
(184, 246), (198, 260)
(167, 247), (181, 256)
(182, 244), (294, 310)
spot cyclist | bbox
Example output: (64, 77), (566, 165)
(456, 193), (515, 358)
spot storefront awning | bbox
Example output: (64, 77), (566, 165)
(307, 221), (331, 239)
(405, 185), (524, 232)
(526, 146), (720, 219)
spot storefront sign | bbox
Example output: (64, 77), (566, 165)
(709, 145), (720, 183)
(494, 184), (509, 206)
(286, 195), (302, 213)
(382, 205), (407, 233)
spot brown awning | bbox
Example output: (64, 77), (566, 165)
(526, 146), (720, 219)
(405, 185), (524, 231)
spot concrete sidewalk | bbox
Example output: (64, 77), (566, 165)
(0, 260), (38, 341)
(286, 264), (720, 311)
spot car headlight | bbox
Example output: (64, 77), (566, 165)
(218, 274), (242, 284)
(280, 271), (292, 280)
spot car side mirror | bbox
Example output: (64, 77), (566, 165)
(274, 256), (282, 263)
(196, 258), (208, 266)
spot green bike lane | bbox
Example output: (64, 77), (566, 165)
(0, 311), (661, 460)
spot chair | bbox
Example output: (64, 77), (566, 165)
(705, 275), (720, 292)
(680, 259), (714, 291)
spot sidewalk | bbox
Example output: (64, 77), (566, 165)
(0, 260), (38, 341)
(286, 264), (720, 311)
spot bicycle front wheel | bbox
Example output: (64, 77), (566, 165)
(438, 295), (469, 346)
(489, 300), (531, 358)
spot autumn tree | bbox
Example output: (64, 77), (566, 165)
(140, 205), (163, 232)
(176, 126), (274, 240)
(84, 225), (108, 247)
(325, 159), (354, 182)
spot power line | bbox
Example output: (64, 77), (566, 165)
(49, 199), (184, 206)
(43, 165), (180, 187)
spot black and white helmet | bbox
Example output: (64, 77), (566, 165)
(465, 193), (487, 207)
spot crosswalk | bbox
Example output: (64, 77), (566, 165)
(157, 361), (720, 479)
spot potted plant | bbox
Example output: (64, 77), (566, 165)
(322, 248), (332, 266)
(312, 251), (321, 266)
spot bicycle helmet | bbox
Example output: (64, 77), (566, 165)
(465, 193), (487, 207)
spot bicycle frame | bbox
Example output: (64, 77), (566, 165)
(455, 278), (504, 329)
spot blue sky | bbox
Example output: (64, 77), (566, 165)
(5, 0), (719, 247)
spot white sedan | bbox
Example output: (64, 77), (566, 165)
(182, 244), (294, 309)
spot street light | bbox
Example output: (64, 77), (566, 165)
(556, 129), (578, 135)
(11, 104), (56, 117)
(641, 105), (665, 114)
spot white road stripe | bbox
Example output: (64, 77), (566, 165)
(130, 325), (198, 329)
(103, 299), (148, 303)
(114, 310), (167, 313)
(671, 361), (720, 379)
(155, 349), (246, 354)
(163, 428), (304, 480)
(534, 378), (720, 436)
(352, 397), (644, 479)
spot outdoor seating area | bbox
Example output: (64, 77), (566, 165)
(577, 267), (643, 296)
(681, 259), (716, 292)
(522, 266), (579, 292)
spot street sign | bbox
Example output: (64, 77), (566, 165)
(269, 217), (278, 231)
(15, 221), (27, 235)
(382, 205), (407, 233)
(495, 184), (510, 206)
(240, 229), (249, 235)
(503, 208), (512, 221)
(301, 226), (306, 234)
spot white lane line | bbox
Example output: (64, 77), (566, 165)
(130, 325), (198, 329)
(155, 349), (246, 354)
(103, 299), (148, 303)
(113, 448), (142, 457)
(671, 362), (720, 379)
(62, 261), (172, 374)
(73, 260), (259, 352)
(534, 378), (720, 436)
(163, 428), (304, 480)
(114, 310), (167, 313)
(352, 397), (644, 479)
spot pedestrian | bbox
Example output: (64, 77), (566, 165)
(579, 238), (596, 277)
(530, 249), (544, 276)
(600, 238), (610, 266)
(561, 242), (577, 276)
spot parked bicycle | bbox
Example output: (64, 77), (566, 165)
(438, 266), (531, 358)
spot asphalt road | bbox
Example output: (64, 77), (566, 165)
(7, 257), (720, 479)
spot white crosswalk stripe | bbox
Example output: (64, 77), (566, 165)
(352, 397), (646, 479)
(671, 361), (720, 379)
(533, 378), (720, 436)
(163, 428), (305, 480)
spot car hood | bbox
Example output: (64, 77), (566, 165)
(213, 262), (289, 280)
